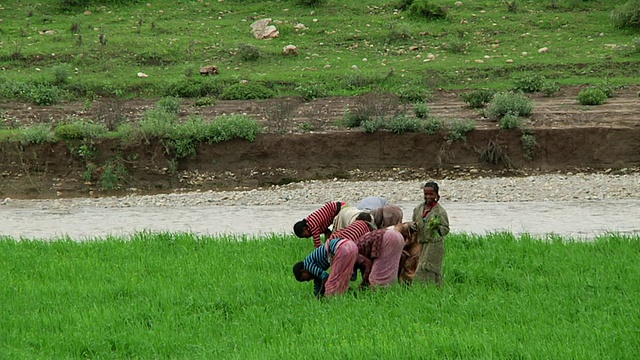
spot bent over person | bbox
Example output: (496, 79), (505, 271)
(355, 228), (405, 287)
(412, 181), (450, 286)
(293, 237), (365, 298)
(294, 201), (346, 248)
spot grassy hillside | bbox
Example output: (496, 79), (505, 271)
(0, 0), (638, 101)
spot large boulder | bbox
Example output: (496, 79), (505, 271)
(251, 18), (279, 39)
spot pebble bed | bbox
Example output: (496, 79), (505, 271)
(3, 172), (640, 209)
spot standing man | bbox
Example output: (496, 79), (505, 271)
(294, 201), (346, 248)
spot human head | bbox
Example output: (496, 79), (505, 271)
(293, 220), (311, 238)
(355, 212), (372, 222)
(293, 261), (314, 282)
(423, 181), (440, 204)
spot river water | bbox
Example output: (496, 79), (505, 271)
(2, 200), (639, 241)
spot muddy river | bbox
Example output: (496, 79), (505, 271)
(2, 200), (639, 241)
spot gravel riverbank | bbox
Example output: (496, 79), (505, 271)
(3, 172), (639, 209)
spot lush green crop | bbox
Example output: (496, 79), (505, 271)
(1, 232), (639, 359)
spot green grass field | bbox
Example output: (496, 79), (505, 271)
(0, 0), (638, 101)
(1, 232), (639, 359)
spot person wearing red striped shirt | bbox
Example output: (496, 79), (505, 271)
(294, 201), (346, 248)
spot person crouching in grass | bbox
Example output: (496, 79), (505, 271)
(293, 237), (367, 298)
(294, 201), (346, 248)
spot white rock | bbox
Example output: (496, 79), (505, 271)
(137, 72), (149, 78)
(538, 47), (549, 53)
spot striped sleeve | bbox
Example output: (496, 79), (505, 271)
(303, 244), (330, 279)
(328, 220), (372, 242)
(306, 201), (342, 248)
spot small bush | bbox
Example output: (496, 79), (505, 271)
(442, 38), (468, 54)
(263, 98), (303, 134)
(396, 85), (431, 103)
(486, 91), (534, 118)
(633, 37), (640, 52)
(167, 78), (221, 98)
(21, 124), (55, 145)
(478, 139), (511, 167)
(413, 102), (430, 119)
(387, 22), (413, 43)
(194, 96), (217, 107)
(409, 0), (447, 19)
(387, 115), (424, 134)
(139, 108), (178, 138)
(500, 113), (522, 130)
(54, 120), (108, 140)
(594, 80), (617, 98)
(541, 81), (561, 97)
(425, 118), (445, 135)
(156, 96), (181, 114)
(343, 71), (379, 90)
(99, 158), (128, 191)
(461, 89), (496, 109)
(295, 83), (328, 101)
(446, 119), (476, 143)
(51, 65), (70, 85)
(397, 0), (413, 11)
(611, 0), (640, 30)
(520, 129), (538, 160)
(577, 88), (607, 105)
(219, 83), (275, 100)
(343, 92), (400, 128)
(295, 0), (326, 5)
(237, 43), (262, 62)
(361, 118), (386, 133)
(512, 73), (546, 93)
(28, 85), (62, 105)
(208, 114), (262, 142)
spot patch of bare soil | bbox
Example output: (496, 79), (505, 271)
(1, 86), (639, 199)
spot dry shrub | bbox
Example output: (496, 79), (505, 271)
(95, 99), (127, 131)
(344, 92), (401, 128)
(262, 97), (303, 134)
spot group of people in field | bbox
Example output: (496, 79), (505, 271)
(292, 181), (450, 298)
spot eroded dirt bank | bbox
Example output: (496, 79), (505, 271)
(1, 126), (640, 199)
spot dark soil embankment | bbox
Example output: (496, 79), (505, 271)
(1, 127), (639, 199)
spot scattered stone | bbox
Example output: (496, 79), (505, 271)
(351, 65), (359, 70)
(282, 44), (298, 56)
(199, 65), (219, 75)
(475, 59), (484, 63)
(137, 72), (149, 78)
(251, 18), (279, 39)
(84, 11), (92, 15)
(455, 1), (463, 6)
(506, 59), (514, 63)
(538, 47), (549, 53)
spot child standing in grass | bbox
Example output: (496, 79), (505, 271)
(412, 181), (450, 286)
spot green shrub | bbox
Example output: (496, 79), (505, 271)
(541, 81), (561, 97)
(99, 158), (128, 191)
(396, 85), (431, 103)
(577, 88), (607, 105)
(424, 118), (445, 135)
(413, 102), (430, 119)
(594, 80), (617, 98)
(54, 120), (108, 140)
(486, 91), (534, 118)
(409, 0), (447, 19)
(633, 37), (640, 52)
(343, 71), (378, 90)
(208, 114), (262, 142)
(219, 83), (275, 100)
(361, 118), (386, 133)
(237, 43), (262, 62)
(343, 92), (400, 128)
(51, 65), (70, 85)
(512, 73), (545, 93)
(500, 113), (522, 130)
(520, 129), (538, 160)
(194, 96), (218, 107)
(387, 22), (413, 43)
(397, 0), (413, 10)
(167, 78), (221, 98)
(611, 0), (640, 29)
(156, 96), (181, 114)
(295, 0), (326, 6)
(139, 108), (178, 138)
(295, 83), (328, 101)
(461, 89), (496, 109)
(0, 80), (32, 100)
(21, 124), (55, 145)
(28, 85), (62, 105)
(442, 38), (468, 54)
(387, 115), (424, 134)
(446, 119), (476, 143)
